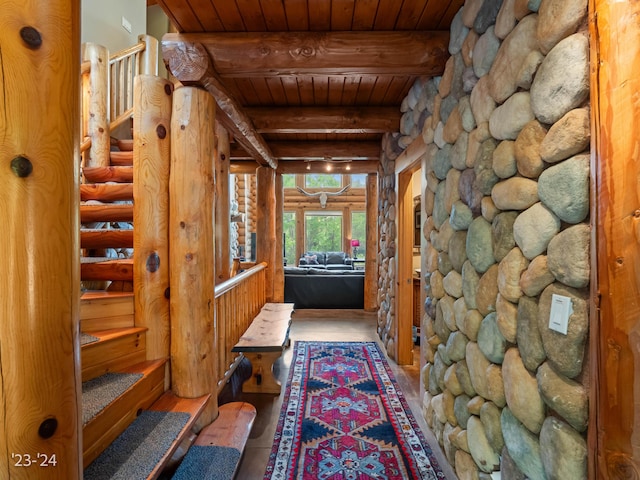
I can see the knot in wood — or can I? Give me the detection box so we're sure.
[11,156,33,178]
[164,84,173,96]
[292,45,315,58]
[156,124,167,139]
[20,26,42,49]
[146,252,160,273]
[38,418,58,439]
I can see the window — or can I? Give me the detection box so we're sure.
[351,211,366,257]
[305,174,342,188]
[283,212,297,266]
[282,174,296,188]
[350,174,366,188]
[305,212,342,252]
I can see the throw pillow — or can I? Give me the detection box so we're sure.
[304,254,318,265]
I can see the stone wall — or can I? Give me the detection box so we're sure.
[392,0,590,478]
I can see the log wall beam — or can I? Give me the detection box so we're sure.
[246,106,401,134]
[162,39,277,169]
[133,74,173,364]
[256,167,276,301]
[166,31,450,77]
[0,0,82,477]
[364,174,379,312]
[215,122,231,284]
[169,86,218,427]
[274,175,284,302]
[232,141,381,162]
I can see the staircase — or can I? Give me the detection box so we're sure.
[79,142,210,478]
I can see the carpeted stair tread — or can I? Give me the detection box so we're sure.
[82,372,144,425]
[84,410,190,480]
[171,445,240,480]
[81,332,100,345]
[170,402,256,480]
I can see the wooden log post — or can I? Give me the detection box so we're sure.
[256,167,277,301]
[215,121,231,284]
[273,174,285,301]
[169,86,218,427]
[590,0,640,477]
[364,174,378,311]
[81,42,110,168]
[138,34,159,76]
[133,75,173,365]
[0,1,82,478]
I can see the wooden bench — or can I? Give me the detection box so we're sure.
[232,303,295,394]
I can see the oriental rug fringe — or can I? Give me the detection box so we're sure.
[264,341,446,480]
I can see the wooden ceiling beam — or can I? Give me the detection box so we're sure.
[164,31,450,77]
[161,39,278,169]
[230,141,381,161]
[276,160,379,175]
[246,106,401,134]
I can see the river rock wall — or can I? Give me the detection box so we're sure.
[387,0,591,477]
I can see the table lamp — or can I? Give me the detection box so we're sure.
[351,239,360,258]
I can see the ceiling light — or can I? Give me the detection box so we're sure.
[326,163,332,172]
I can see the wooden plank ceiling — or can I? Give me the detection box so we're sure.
[153,0,463,172]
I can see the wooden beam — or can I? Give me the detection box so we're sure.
[231,160,260,175]
[246,107,401,134]
[395,134,426,174]
[231,141,381,161]
[165,31,450,77]
[256,167,277,302]
[364,174,378,312]
[161,39,277,169]
[276,160,379,175]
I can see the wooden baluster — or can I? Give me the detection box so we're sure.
[133,75,173,365]
[82,42,110,168]
[0,1,82,477]
[169,86,218,427]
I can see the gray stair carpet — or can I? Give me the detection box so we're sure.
[81,333,100,345]
[171,445,241,480]
[84,410,190,480]
[82,372,143,425]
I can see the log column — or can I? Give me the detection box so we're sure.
[169,86,218,426]
[274,174,285,301]
[133,75,173,364]
[81,42,110,168]
[364,174,378,311]
[214,121,231,283]
[256,166,277,301]
[0,1,82,478]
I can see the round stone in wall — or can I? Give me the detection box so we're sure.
[538,283,589,379]
[547,224,590,288]
[537,362,588,432]
[539,417,587,480]
[513,203,561,260]
[466,216,496,273]
[501,407,546,480]
[477,312,507,364]
[538,154,589,224]
[467,416,500,473]
[492,211,518,263]
[489,91,535,140]
[517,295,546,372]
[530,33,590,125]
[540,108,590,163]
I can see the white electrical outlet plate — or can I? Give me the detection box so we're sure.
[122,16,132,33]
[549,294,572,335]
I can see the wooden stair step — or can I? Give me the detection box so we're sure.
[83,359,168,468]
[81,327,147,382]
[81,203,133,223]
[110,150,133,166]
[81,257,133,282]
[83,166,133,183]
[116,138,133,151]
[81,291,134,330]
[85,391,210,479]
[81,183,133,202]
[80,228,133,249]
[170,402,256,479]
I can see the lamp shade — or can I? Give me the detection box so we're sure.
[351,239,360,247]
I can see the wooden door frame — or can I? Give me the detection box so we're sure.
[395,138,427,365]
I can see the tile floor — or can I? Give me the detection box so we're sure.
[234,308,458,480]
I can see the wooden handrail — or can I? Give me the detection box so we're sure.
[215,262,267,298]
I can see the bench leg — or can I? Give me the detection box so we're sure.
[242,352,282,394]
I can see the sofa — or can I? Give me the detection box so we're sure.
[284,267,364,309]
[298,251,353,270]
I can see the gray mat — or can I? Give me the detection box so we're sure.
[171,445,241,480]
[84,410,190,480]
[81,333,100,345]
[82,372,143,425]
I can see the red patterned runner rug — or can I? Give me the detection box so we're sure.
[264,341,446,479]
